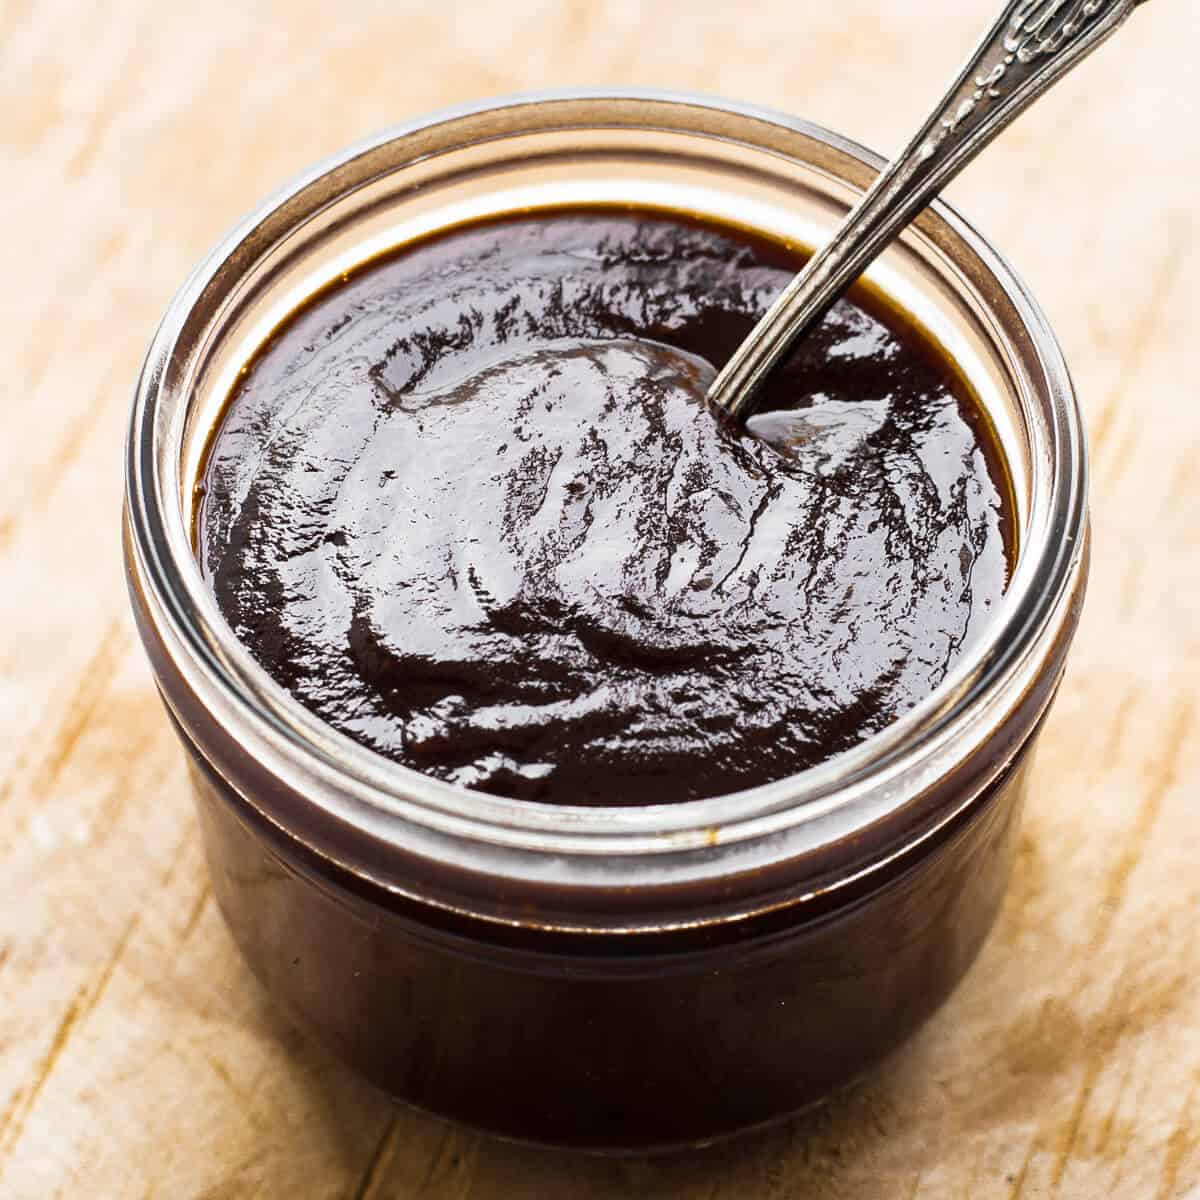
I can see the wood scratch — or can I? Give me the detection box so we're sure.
[1104,687,1141,763]
[417,1124,453,1193]
[33,392,115,513]
[1094,1056,1135,1156]
[187,1148,271,1200]
[202,1052,262,1124]
[453,1135,481,1200]
[1040,700,1195,1194]
[0,987,90,1167]
[1050,1055,1104,1194]
[964,1146,981,1197]
[1170,448,1198,510]
[0,743,31,806]
[1008,1134,1040,1200]
[0,820,196,1177]
[84,722,167,846]
[75,820,198,1027]
[180,881,212,942]
[1156,1082,1198,1200]
[352,1112,401,1200]
[0,619,125,816]
[1086,698,1195,958]
[0,1090,26,1156]
[76,909,142,1029]
[1090,239,1187,461]
[159,823,201,893]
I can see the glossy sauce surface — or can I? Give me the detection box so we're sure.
[197,210,1012,805]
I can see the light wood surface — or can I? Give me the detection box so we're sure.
[3,1,1199,1196]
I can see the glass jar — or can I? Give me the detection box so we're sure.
[123,91,1088,1152]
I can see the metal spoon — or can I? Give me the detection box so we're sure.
[710,0,1152,430]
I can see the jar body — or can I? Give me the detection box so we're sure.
[186,724,1029,1151]
[124,92,1090,1153]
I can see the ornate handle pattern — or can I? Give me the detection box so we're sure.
[708,0,1151,421]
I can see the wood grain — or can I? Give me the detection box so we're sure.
[2,1,1198,1195]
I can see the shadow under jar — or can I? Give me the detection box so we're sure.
[124,92,1089,1153]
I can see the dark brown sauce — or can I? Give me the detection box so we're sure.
[196,208,1014,805]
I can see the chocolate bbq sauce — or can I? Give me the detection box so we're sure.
[197,211,1012,805]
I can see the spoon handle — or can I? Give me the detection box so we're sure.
[708,0,1151,420]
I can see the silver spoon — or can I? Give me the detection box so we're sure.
[710,0,1152,432]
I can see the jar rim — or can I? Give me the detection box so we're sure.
[125,89,1087,909]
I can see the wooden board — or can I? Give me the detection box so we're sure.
[2,1,1198,1195]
